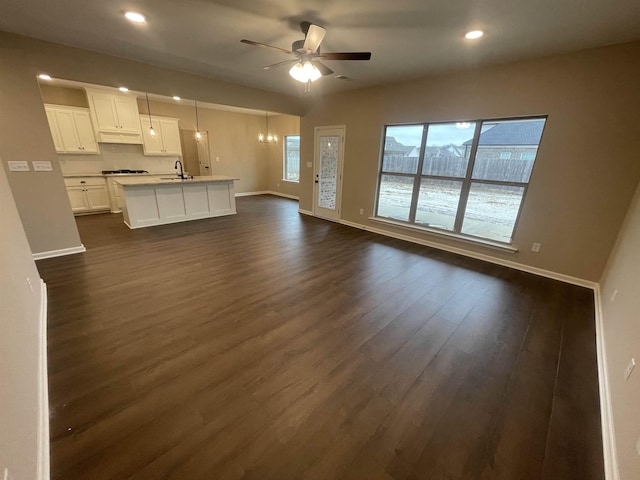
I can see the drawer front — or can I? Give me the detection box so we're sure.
[64,177,106,187]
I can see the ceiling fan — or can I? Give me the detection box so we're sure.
[241,22,371,89]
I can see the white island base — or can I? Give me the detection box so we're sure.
[115,176,238,229]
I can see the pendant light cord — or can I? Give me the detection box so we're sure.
[195,100,200,132]
[145,93,153,127]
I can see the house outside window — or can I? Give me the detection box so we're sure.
[375,117,547,244]
[284,135,300,182]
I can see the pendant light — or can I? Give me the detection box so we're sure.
[145,93,155,137]
[194,100,202,141]
[258,112,277,144]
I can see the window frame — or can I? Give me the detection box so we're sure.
[374,115,547,245]
[283,135,300,183]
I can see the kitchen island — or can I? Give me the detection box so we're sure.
[114,175,238,228]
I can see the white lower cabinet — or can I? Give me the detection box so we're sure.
[64,177,110,214]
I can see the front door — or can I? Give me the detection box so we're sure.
[313,126,345,221]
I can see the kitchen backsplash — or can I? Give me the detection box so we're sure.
[59,143,179,175]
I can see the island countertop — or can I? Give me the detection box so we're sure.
[114,175,238,186]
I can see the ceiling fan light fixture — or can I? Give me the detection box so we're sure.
[289,61,322,83]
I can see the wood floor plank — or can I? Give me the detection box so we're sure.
[34,195,604,480]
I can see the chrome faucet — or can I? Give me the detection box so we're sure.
[174,160,185,179]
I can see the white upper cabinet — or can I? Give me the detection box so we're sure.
[45,108,64,151]
[44,105,99,154]
[140,116,182,156]
[85,88,143,144]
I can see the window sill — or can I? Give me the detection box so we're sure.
[280,179,299,184]
[369,216,518,253]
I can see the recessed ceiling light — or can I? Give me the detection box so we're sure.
[124,11,146,23]
[173,96,181,101]
[119,87,129,92]
[465,30,484,40]
[38,74,52,80]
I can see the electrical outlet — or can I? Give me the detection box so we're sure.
[277,182,280,187]
[624,358,636,381]
[359,208,364,215]
[531,242,541,252]
[4,467,10,480]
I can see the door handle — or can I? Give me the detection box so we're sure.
[314,174,319,184]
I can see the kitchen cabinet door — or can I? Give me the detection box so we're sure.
[66,186,89,212]
[73,111,99,153]
[85,186,111,210]
[159,119,182,155]
[114,97,140,133]
[140,117,164,155]
[90,92,120,132]
[55,110,82,153]
[140,116,182,155]
[45,108,64,152]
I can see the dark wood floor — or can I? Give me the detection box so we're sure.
[36,195,604,480]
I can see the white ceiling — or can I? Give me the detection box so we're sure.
[2,0,640,97]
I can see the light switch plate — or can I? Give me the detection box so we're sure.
[8,161,29,171]
[306,162,312,168]
[32,160,53,171]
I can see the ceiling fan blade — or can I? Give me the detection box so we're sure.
[313,61,334,76]
[241,39,293,55]
[263,59,299,70]
[303,24,326,53]
[319,52,372,61]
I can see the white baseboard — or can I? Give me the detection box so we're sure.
[337,218,597,289]
[236,191,299,200]
[593,286,620,480]
[32,244,86,261]
[37,280,50,480]
[268,191,299,200]
[235,191,270,197]
[298,208,313,216]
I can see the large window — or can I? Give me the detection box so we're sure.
[375,117,546,244]
[284,135,300,182]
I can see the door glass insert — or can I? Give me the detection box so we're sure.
[318,135,339,210]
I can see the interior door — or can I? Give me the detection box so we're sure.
[196,132,212,176]
[313,126,345,221]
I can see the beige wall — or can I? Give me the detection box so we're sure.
[266,115,301,198]
[0,31,305,254]
[138,100,299,194]
[138,99,268,192]
[0,36,82,254]
[40,84,88,107]
[300,41,640,281]
[0,164,47,479]
[600,181,640,479]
